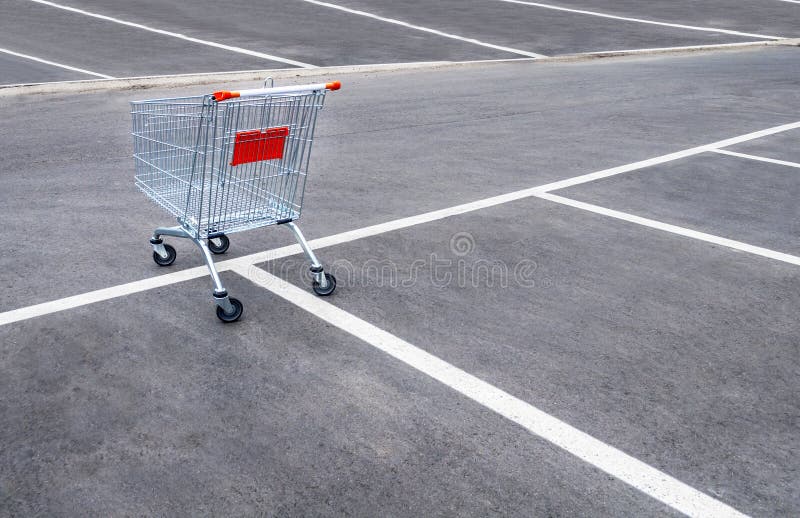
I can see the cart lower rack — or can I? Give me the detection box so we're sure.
[131,81,341,322]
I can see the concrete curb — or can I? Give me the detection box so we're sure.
[553,39,795,60]
[0,61,458,97]
[0,39,795,98]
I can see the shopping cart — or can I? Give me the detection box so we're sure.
[131,80,341,322]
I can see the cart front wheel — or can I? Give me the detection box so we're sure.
[312,273,337,296]
[208,234,230,255]
[216,297,243,323]
[153,244,177,266]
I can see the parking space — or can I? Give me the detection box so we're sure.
[535,0,800,38]
[559,152,800,255]
[321,0,773,54]
[2,47,798,308]
[264,194,800,518]
[725,128,800,163]
[0,0,294,83]
[2,0,798,86]
[1,11,799,517]
[0,275,676,516]
[0,51,94,84]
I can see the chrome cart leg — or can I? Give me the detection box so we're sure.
[149,224,242,322]
[283,221,336,296]
[191,238,243,322]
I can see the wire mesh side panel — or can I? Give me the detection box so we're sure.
[132,91,326,238]
[131,96,211,226]
[198,91,326,237]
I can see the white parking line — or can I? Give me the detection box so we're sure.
[492,0,784,40]
[536,193,800,267]
[0,47,114,79]
[233,264,748,518]
[298,0,547,58]
[1,119,798,327]
[0,265,210,327]
[27,0,316,69]
[711,149,800,169]
[537,120,800,193]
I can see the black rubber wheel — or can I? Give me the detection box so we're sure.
[208,234,230,255]
[216,297,243,323]
[152,244,177,266]
[312,273,336,296]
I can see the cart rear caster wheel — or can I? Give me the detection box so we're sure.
[153,244,177,266]
[312,273,336,296]
[216,297,243,323]
[208,234,230,255]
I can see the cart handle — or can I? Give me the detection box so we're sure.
[213,81,341,102]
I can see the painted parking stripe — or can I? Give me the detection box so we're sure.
[298,0,547,58]
[0,47,114,79]
[1,119,798,327]
[537,120,800,193]
[0,243,301,328]
[0,265,211,327]
[492,0,784,40]
[1,39,785,92]
[27,0,316,69]
[710,149,800,169]
[536,193,800,267]
[233,264,748,518]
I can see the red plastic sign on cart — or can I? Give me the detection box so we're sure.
[231,126,289,166]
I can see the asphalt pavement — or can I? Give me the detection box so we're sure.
[1,46,799,516]
[2,0,799,85]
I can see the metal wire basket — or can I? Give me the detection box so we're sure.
[131,81,341,322]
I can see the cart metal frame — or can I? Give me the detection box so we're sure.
[131,81,341,322]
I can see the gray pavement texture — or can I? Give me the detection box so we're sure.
[330,0,765,53]
[2,47,799,307]
[0,275,676,516]
[1,47,800,516]
[269,195,800,518]
[0,0,291,83]
[1,0,799,85]
[727,127,800,164]
[551,0,800,38]
[0,53,88,85]
[560,152,800,255]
